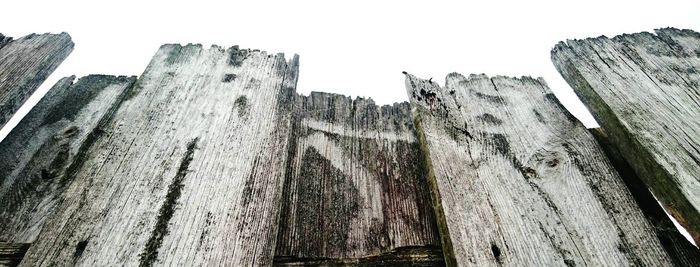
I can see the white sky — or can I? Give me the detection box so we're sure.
[1,0,699,137]
[0,0,699,244]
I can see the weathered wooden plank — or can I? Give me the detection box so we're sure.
[274,92,442,265]
[0,242,30,267]
[19,45,299,266]
[0,32,73,130]
[405,73,697,266]
[590,128,700,266]
[0,75,136,243]
[551,28,700,245]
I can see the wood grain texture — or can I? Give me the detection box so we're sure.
[405,73,694,266]
[0,75,136,243]
[590,128,700,266]
[19,44,299,266]
[0,32,74,129]
[0,243,30,267]
[274,92,442,265]
[275,246,444,267]
[552,28,700,245]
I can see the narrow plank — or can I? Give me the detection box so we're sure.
[551,28,700,244]
[20,45,299,266]
[0,242,30,267]
[405,73,696,265]
[0,75,136,243]
[0,32,74,129]
[274,92,442,265]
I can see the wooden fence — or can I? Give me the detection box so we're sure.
[1,28,698,266]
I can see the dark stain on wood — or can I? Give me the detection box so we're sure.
[73,239,89,259]
[197,212,214,251]
[275,92,441,264]
[533,109,545,123]
[222,73,237,82]
[300,146,358,252]
[474,92,505,105]
[228,45,249,67]
[139,137,199,267]
[476,113,503,125]
[43,76,118,125]
[490,244,502,263]
[234,95,249,118]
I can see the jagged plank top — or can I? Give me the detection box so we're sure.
[274,92,442,265]
[0,32,74,130]
[20,44,299,266]
[552,28,700,244]
[405,73,693,266]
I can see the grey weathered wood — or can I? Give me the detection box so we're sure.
[0,75,136,243]
[590,128,700,266]
[19,44,299,266]
[275,246,444,266]
[274,92,442,265]
[0,32,73,130]
[405,73,696,266]
[0,242,30,267]
[552,28,700,245]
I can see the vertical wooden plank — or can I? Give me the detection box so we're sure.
[0,32,74,129]
[19,45,298,266]
[0,75,136,243]
[405,73,697,265]
[551,27,700,244]
[274,92,443,265]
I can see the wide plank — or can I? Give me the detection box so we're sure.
[274,92,443,265]
[20,44,299,266]
[405,73,696,266]
[551,27,700,244]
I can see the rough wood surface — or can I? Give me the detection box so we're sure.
[0,32,73,130]
[590,128,700,266]
[405,73,694,266]
[274,246,444,267]
[0,242,30,267]
[274,92,442,265]
[552,28,700,245]
[0,75,136,243]
[19,44,299,266]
